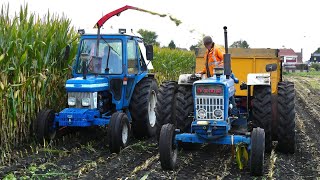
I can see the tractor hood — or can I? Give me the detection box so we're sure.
[65,76,109,92]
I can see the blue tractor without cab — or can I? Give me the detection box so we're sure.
[157,26,282,176]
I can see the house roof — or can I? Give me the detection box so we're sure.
[279,49,297,56]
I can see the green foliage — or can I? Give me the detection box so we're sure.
[152,47,195,83]
[168,40,176,49]
[0,4,78,152]
[137,29,160,46]
[230,40,250,48]
[3,173,16,180]
[311,63,320,71]
[310,67,316,72]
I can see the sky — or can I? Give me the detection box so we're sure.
[2,0,320,62]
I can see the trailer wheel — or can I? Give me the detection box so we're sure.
[155,81,178,140]
[277,81,295,154]
[250,127,265,176]
[109,112,130,153]
[252,85,272,152]
[130,78,158,138]
[176,85,194,132]
[34,109,57,141]
[159,123,177,170]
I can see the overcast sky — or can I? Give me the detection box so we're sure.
[3,0,320,61]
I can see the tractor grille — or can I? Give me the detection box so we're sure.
[195,96,224,121]
[68,92,97,109]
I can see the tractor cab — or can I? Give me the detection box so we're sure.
[65,28,154,112]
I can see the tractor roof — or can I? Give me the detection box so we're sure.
[79,28,143,39]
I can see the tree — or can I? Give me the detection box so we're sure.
[230,40,250,48]
[313,48,320,54]
[189,45,198,52]
[168,40,176,49]
[137,29,160,46]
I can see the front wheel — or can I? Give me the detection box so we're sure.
[159,123,178,170]
[108,112,130,153]
[250,127,265,176]
[34,109,57,141]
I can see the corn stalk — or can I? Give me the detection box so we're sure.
[152,47,196,84]
[0,4,78,153]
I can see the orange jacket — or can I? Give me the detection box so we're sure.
[201,46,224,77]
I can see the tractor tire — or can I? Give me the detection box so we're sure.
[250,127,265,176]
[175,85,194,132]
[34,109,57,141]
[159,123,178,170]
[271,94,279,141]
[130,77,158,138]
[155,81,178,140]
[276,81,295,154]
[252,85,272,153]
[108,112,130,153]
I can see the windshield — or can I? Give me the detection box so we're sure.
[76,39,122,74]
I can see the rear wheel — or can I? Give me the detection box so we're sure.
[34,109,57,141]
[250,127,265,176]
[159,123,177,170]
[130,78,158,138]
[252,85,272,153]
[155,81,178,140]
[277,81,295,154]
[176,85,194,132]
[109,112,130,153]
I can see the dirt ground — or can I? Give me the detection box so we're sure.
[1,75,320,179]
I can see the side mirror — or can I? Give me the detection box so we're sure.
[266,63,277,72]
[64,45,71,60]
[146,45,153,60]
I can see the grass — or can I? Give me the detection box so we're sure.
[283,70,320,77]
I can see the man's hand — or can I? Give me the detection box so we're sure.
[196,71,204,74]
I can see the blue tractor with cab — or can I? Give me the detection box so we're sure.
[156,26,282,176]
[33,7,158,153]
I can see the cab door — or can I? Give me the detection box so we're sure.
[123,39,139,107]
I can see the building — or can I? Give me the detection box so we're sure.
[278,49,298,65]
[309,53,320,63]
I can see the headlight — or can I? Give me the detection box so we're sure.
[214,110,223,117]
[68,97,76,106]
[197,109,206,119]
[82,98,90,107]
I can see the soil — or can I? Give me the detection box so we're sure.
[1,76,319,179]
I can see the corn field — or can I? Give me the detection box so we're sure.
[152,47,196,83]
[0,5,78,153]
[0,4,194,155]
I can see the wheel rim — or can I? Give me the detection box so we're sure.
[122,123,128,145]
[148,90,157,127]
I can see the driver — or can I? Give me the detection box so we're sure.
[197,36,224,77]
[101,46,122,74]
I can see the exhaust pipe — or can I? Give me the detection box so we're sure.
[223,26,231,79]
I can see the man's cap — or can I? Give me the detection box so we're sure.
[203,36,213,45]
